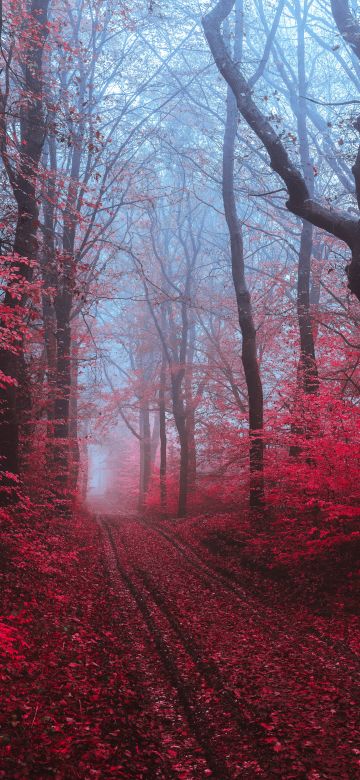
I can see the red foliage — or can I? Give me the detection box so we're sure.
[1,507,359,778]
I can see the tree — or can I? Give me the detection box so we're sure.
[0,0,50,487]
[202,0,360,304]
[221,7,264,508]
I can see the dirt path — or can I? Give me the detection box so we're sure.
[96,514,360,779]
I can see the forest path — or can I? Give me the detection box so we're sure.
[96,514,359,779]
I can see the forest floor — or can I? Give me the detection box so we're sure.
[0,508,359,779]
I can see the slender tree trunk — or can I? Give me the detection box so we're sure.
[296,221,318,392]
[290,222,319,456]
[51,151,82,502]
[143,264,191,517]
[186,406,196,488]
[138,402,151,510]
[159,353,167,509]
[41,133,59,441]
[295,5,319,395]
[185,323,197,488]
[43,301,57,436]
[310,239,325,344]
[69,340,80,493]
[143,403,151,499]
[289,6,319,455]
[81,441,89,502]
[53,291,72,504]
[171,371,188,517]
[222,85,265,510]
[203,0,360,302]
[150,410,160,468]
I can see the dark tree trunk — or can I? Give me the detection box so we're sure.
[171,370,188,518]
[290,222,320,456]
[143,253,191,518]
[69,341,80,493]
[53,291,72,504]
[138,402,151,510]
[186,406,196,489]
[289,8,319,455]
[81,441,89,502]
[222,85,265,510]
[41,133,59,439]
[51,128,83,503]
[294,5,319,397]
[296,221,318,393]
[0,0,49,491]
[203,0,360,302]
[42,299,57,427]
[159,354,167,509]
[185,322,197,489]
[291,6,319,395]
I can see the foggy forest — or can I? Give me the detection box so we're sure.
[0,0,359,777]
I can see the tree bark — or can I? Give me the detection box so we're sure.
[52,123,84,501]
[150,410,160,468]
[138,402,151,510]
[185,322,197,488]
[171,369,188,518]
[0,0,49,487]
[294,221,319,393]
[53,290,72,502]
[41,132,59,438]
[222,85,265,509]
[69,340,80,493]
[202,0,360,302]
[144,285,190,517]
[159,352,167,509]
[294,2,319,396]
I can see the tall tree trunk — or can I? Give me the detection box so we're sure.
[296,222,318,393]
[203,0,360,302]
[186,406,196,489]
[42,298,57,445]
[289,223,319,456]
[159,352,167,509]
[81,439,89,502]
[171,370,188,517]
[295,1,319,395]
[69,340,80,493]
[185,322,197,488]
[0,0,49,490]
[222,85,265,510]
[52,120,84,502]
[289,4,319,455]
[41,132,59,441]
[138,402,151,510]
[53,291,72,503]
[310,238,325,344]
[150,410,160,468]
[79,420,89,502]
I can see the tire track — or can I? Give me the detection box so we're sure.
[139,516,360,668]
[134,565,296,776]
[115,520,344,779]
[96,516,180,780]
[100,514,360,779]
[118,523,358,778]
[99,516,237,780]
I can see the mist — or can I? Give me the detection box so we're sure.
[0,1,359,777]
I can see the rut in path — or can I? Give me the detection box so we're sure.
[96,513,360,780]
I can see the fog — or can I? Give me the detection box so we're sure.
[0,0,359,516]
[1,2,360,775]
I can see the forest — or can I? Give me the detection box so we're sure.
[0,0,359,777]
